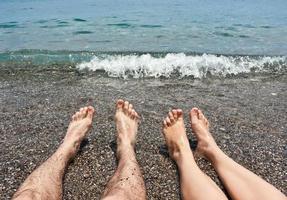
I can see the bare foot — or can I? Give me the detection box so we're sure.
[115,99,139,153]
[162,109,192,162]
[189,108,218,159]
[62,106,95,157]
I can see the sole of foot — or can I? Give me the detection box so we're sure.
[189,107,219,159]
[62,106,95,157]
[162,109,192,162]
[115,99,140,152]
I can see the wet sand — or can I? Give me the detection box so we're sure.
[0,71,286,199]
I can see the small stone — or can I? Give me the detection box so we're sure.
[223,135,231,139]
[271,93,277,96]
[219,127,226,132]
[83,173,90,178]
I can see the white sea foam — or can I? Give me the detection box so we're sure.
[76,53,286,78]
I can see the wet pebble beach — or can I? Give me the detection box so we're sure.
[0,71,286,199]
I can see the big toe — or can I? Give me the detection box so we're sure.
[189,108,199,123]
[87,106,95,119]
[177,109,183,119]
[172,109,178,120]
[116,99,125,110]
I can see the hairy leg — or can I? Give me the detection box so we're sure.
[189,107,286,200]
[162,109,228,200]
[13,106,95,200]
[101,100,146,200]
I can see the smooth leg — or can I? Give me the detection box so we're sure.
[102,100,146,200]
[13,106,95,200]
[162,109,228,200]
[189,107,286,200]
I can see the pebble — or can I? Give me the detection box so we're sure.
[1,72,286,199]
[219,127,226,132]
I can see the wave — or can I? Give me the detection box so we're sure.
[77,53,287,78]
[0,50,286,79]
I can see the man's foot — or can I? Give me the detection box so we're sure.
[115,100,139,154]
[189,108,218,159]
[162,109,192,162]
[62,106,95,157]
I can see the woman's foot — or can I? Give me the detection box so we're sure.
[162,109,193,162]
[115,99,139,156]
[189,108,218,159]
[62,106,95,157]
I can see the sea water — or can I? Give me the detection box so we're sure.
[0,0,286,78]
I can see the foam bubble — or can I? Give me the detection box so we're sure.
[77,53,286,78]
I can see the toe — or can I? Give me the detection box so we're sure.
[124,101,129,113]
[163,119,168,128]
[204,118,209,127]
[116,99,124,110]
[172,109,178,120]
[165,116,171,126]
[134,111,140,119]
[74,111,81,120]
[190,108,199,123]
[79,107,88,119]
[131,109,136,119]
[177,109,183,119]
[198,109,204,120]
[128,103,133,115]
[168,111,175,123]
[72,114,76,121]
[87,106,95,119]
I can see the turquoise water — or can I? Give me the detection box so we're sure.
[1,0,287,54]
[0,0,287,78]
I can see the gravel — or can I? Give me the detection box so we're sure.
[0,71,286,199]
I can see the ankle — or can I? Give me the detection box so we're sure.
[117,135,135,147]
[176,154,198,169]
[58,141,79,159]
[205,145,225,165]
[116,144,136,161]
[196,132,221,159]
[173,147,194,164]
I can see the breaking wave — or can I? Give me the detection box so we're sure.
[77,53,286,78]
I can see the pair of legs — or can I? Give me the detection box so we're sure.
[12,101,145,200]
[163,108,286,200]
[13,100,286,200]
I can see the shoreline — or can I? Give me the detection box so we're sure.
[0,72,286,199]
